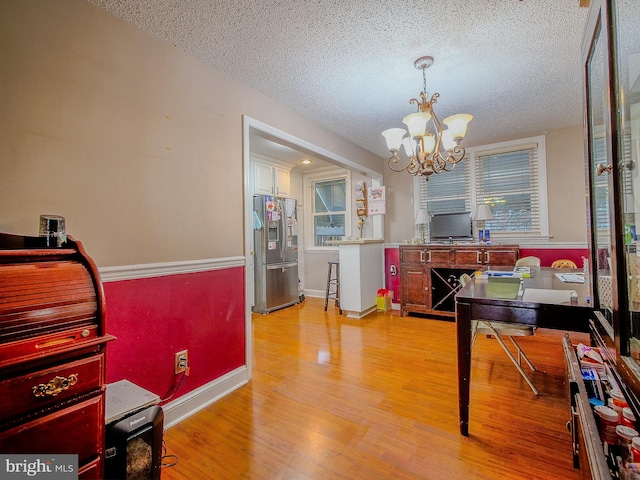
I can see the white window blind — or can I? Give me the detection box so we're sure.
[418,160,471,215]
[475,146,540,235]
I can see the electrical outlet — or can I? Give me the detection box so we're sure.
[174,349,188,374]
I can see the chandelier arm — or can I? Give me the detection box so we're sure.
[387,151,412,172]
[431,154,447,173]
[447,145,466,164]
[406,157,421,175]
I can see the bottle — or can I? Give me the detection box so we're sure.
[623,407,637,428]
[595,405,621,444]
[617,424,638,445]
[609,397,623,421]
[610,388,630,409]
[632,437,640,462]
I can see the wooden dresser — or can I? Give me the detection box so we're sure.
[0,233,115,479]
[399,243,519,318]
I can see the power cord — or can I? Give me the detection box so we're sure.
[158,356,191,470]
[161,438,178,469]
[160,357,190,403]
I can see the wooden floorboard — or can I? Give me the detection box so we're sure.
[161,297,589,479]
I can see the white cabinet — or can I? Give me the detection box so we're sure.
[252,160,291,196]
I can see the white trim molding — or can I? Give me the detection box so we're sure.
[99,256,246,282]
[162,366,249,429]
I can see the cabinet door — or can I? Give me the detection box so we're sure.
[274,167,290,197]
[584,0,618,348]
[614,0,640,374]
[253,162,274,195]
[402,267,428,311]
[484,248,518,266]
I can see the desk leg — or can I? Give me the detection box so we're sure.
[456,300,471,436]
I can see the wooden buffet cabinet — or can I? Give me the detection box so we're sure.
[399,244,519,318]
[0,233,114,479]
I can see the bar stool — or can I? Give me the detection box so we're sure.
[324,260,341,313]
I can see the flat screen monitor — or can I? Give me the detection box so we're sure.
[430,212,473,241]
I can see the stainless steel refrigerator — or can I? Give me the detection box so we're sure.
[253,194,299,314]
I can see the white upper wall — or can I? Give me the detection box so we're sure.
[0,0,383,266]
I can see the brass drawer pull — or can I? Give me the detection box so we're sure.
[32,374,78,398]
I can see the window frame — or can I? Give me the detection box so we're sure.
[304,169,351,250]
[415,135,549,243]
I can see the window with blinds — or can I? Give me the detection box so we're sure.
[416,136,548,241]
[313,178,346,247]
[475,145,540,235]
[418,160,471,215]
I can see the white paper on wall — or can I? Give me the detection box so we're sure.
[367,187,386,215]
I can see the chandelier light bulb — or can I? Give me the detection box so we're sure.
[422,134,436,154]
[381,128,407,151]
[403,112,431,139]
[443,114,473,141]
[441,129,456,151]
[402,136,416,157]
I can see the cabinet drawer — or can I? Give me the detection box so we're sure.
[401,247,454,264]
[485,249,518,266]
[0,393,104,465]
[455,249,483,265]
[426,248,454,264]
[0,353,104,423]
[400,248,425,264]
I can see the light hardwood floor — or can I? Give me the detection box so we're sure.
[161,297,589,479]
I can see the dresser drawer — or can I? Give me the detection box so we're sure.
[0,394,104,464]
[0,353,104,423]
[78,456,102,480]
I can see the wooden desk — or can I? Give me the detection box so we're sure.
[455,267,593,436]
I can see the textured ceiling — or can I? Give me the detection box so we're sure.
[88,0,589,162]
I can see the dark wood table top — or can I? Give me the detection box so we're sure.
[456,266,591,309]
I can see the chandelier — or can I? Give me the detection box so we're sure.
[382,56,473,181]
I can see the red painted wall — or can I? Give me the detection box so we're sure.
[103,267,245,402]
[384,247,400,303]
[519,247,588,267]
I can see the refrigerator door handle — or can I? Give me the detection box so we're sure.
[280,198,287,262]
[266,262,297,270]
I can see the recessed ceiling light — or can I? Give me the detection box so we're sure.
[301,159,312,165]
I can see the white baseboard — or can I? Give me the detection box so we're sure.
[162,366,249,429]
[304,289,325,298]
